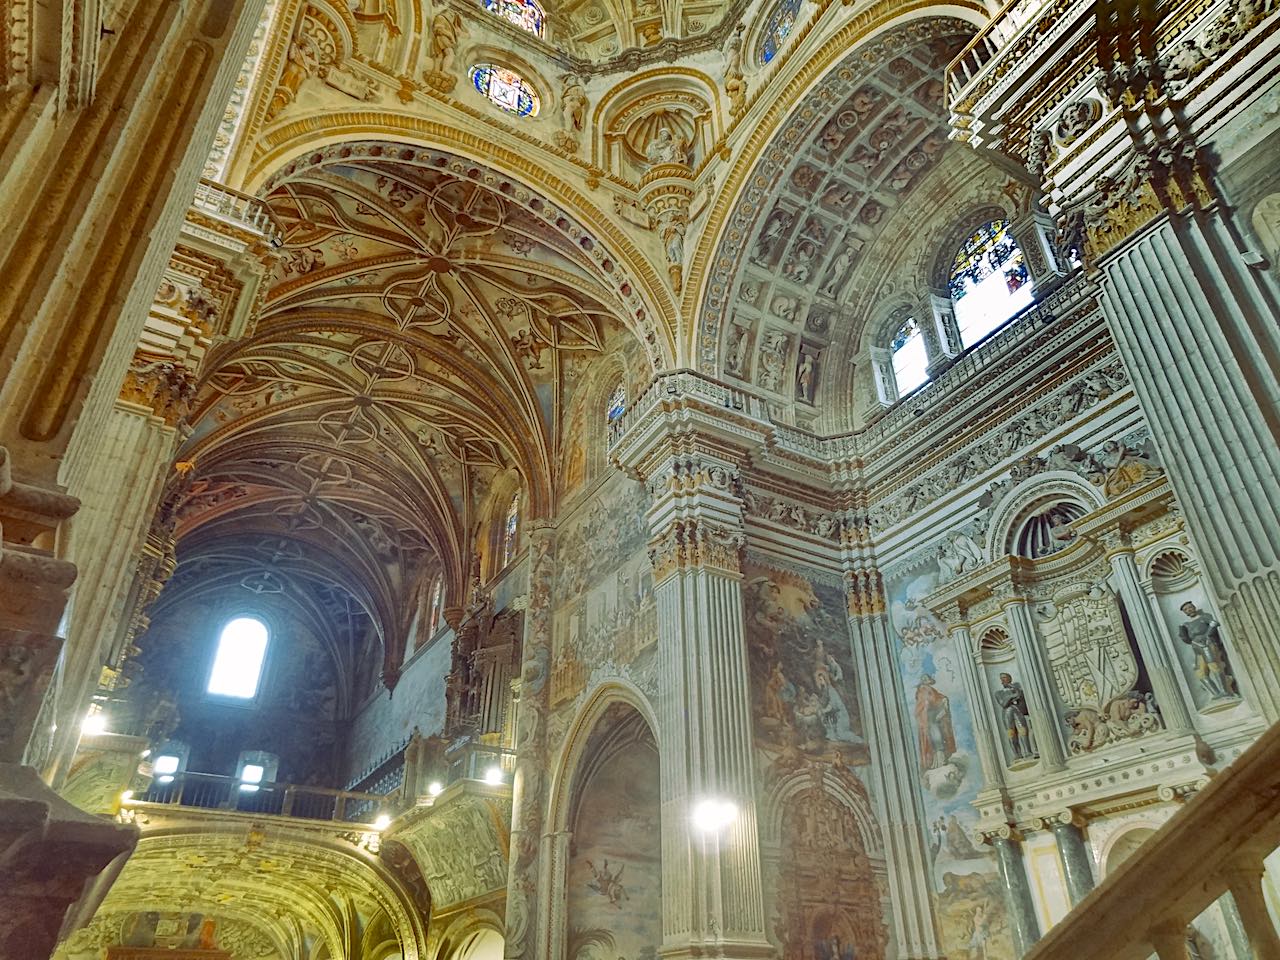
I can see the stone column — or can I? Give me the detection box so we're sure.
[507,523,554,959]
[845,565,945,959]
[983,826,1041,954]
[1045,811,1095,906]
[1090,161,1280,721]
[1221,861,1280,960]
[1103,534,1196,734]
[644,460,771,959]
[1001,596,1068,770]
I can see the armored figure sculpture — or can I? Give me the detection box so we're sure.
[993,672,1035,761]
[1178,601,1236,700]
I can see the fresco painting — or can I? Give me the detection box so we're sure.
[888,561,1014,960]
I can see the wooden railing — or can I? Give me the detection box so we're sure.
[1026,722,1280,960]
[135,772,392,825]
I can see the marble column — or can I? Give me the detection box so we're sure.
[507,523,554,959]
[984,827,1041,954]
[1046,811,1095,906]
[1104,537,1196,734]
[845,565,945,959]
[1002,597,1068,770]
[644,461,771,959]
[1221,862,1280,960]
[1094,190,1280,721]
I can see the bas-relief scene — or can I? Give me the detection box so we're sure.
[566,724,662,960]
[888,562,1015,960]
[551,475,656,709]
[742,561,887,959]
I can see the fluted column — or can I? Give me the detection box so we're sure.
[983,827,1041,954]
[507,523,554,959]
[1103,535,1195,734]
[644,461,771,960]
[1002,596,1068,770]
[845,565,944,959]
[1092,168,1280,721]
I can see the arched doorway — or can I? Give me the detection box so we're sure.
[564,702,662,960]
[449,929,504,960]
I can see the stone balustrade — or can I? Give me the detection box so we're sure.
[191,178,282,243]
[130,772,394,825]
[1025,721,1280,960]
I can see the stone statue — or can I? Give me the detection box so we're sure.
[556,73,588,152]
[993,672,1035,761]
[724,24,748,116]
[425,10,465,90]
[645,126,690,167]
[937,531,984,582]
[795,351,816,402]
[1177,601,1236,700]
[819,246,855,297]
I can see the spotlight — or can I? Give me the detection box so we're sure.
[374,814,391,830]
[82,712,108,736]
[691,797,738,834]
[157,775,174,784]
[427,781,444,796]
[484,765,503,785]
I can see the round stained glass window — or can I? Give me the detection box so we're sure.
[759,0,803,64]
[470,64,540,117]
[482,0,545,36]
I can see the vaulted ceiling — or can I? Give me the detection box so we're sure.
[170,146,639,677]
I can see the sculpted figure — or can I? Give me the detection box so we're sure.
[1178,601,1236,700]
[993,672,1035,761]
[645,126,690,166]
[428,10,465,75]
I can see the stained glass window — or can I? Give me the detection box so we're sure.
[891,317,929,396]
[948,219,1035,347]
[482,0,545,35]
[759,0,803,64]
[606,384,626,426]
[469,64,540,117]
[503,494,520,566]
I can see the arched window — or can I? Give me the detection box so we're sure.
[482,0,545,35]
[890,316,929,396]
[759,0,803,63]
[948,219,1035,347]
[469,64,540,117]
[427,577,444,636]
[502,493,521,566]
[208,616,269,699]
[606,384,626,427]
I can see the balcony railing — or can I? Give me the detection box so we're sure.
[133,772,393,825]
[191,179,282,244]
[1026,722,1280,960]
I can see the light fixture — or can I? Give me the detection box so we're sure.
[691,797,738,834]
[484,765,503,785]
[373,814,391,830]
[153,754,180,775]
[82,712,107,736]
[427,781,444,796]
[140,749,151,759]
[120,790,134,802]
[157,775,174,784]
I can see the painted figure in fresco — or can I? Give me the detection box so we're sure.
[914,674,957,770]
[764,660,796,725]
[816,934,858,960]
[1178,601,1236,700]
[992,673,1035,760]
[967,903,990,959]
[586,859,629,908]
[815,669,858,743]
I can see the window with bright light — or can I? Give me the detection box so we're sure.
[428,577,444,635]
[891,317,929,396]
[469,64,540,117]
[502,494,520,566]
[482,0,545,35]
[948,219,1035,347]
[207,616,269,699]
[606,384,626,427]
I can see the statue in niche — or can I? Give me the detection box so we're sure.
[756,331,788,391]
[993,672,1035,762]
[1178,601,1237,701]
[555,74,588,152]
[727,323,753,376]
[753,209,792,264]
[645,126,690,167]
[795,350,817,402]
[913,674,956,770]
[723,23,747,116]
[819,245,856,297]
